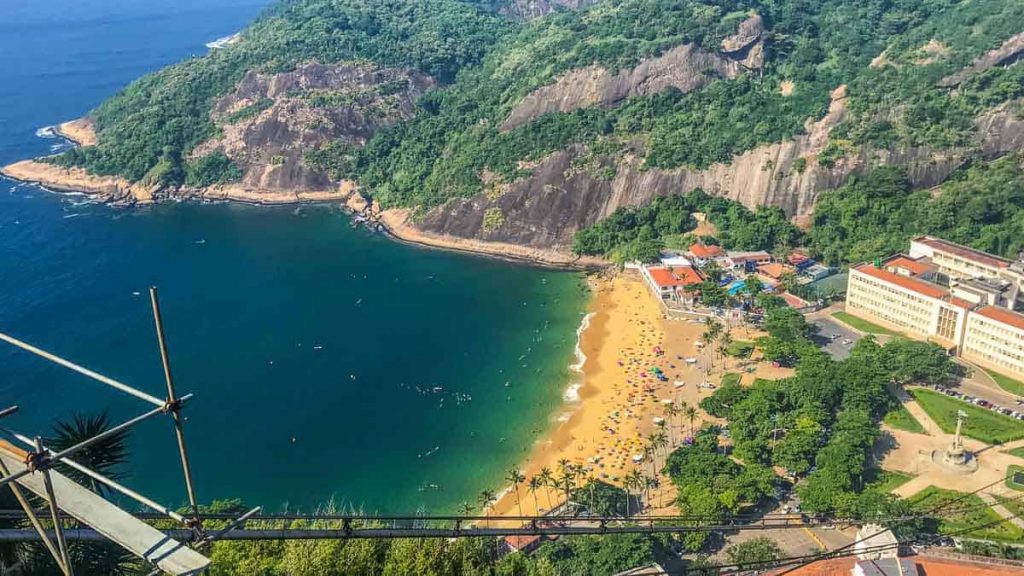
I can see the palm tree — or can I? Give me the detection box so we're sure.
[685,405,698,438]
[41,411,138,576]
[478,489,497,527]
[664,402,679,445]
[653,431,669,468]
[702,318,722,371]
[459,501,475,517]
[539,466,554,510]
[527,476,543,513]
[677,401,689,437]
[718,331,734,370]
[557,459,573,511]
[643,444,656,481]
[645,433,659,468]
[506,466,526,517]
[47,411,129,496]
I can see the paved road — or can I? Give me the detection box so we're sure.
[809,318,862,360]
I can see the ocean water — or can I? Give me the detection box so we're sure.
[0,0,587,513]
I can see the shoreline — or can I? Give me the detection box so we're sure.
[2,119,608,271]
[489,273,712,519]
[487,274,794,521]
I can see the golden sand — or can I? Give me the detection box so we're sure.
[490,272,794,520]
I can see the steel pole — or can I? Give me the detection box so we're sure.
[0,457,66,573]
[37,438,74,576]
[149,287,201,528]
[2,429,187,524]
[0,402,175,493]
[0,333,164,407]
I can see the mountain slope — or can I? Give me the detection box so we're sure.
[9,0,1024,262]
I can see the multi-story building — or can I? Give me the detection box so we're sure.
[846,239,1024,381]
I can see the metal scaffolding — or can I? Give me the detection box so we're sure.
[0,287,255,575]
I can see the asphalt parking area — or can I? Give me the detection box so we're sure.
[810,318,862,360]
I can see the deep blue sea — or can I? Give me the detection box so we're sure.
[0,0,586,513]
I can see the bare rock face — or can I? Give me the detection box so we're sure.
[720,13,765,71]
[193,62,434,193]
[500,0,598,21]
[417,94,1024,252]
[502,14,765,130]
[939,31,1024,87]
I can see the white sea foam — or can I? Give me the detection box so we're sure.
[35,126,57,139]
[206,32,240,50]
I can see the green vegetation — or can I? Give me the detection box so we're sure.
[1009,446,1024,459]
[55,0,1024,227]
[910,486,1024,542]
[810,158,1024,266]
[831,311,901,337]
[51,0,509,186]
[1007,465,1024,491]
[724,537,783,569]
[910,388,1024,444]
[572,189,800,262]
[985,367,1024,397]
[721,374,742,388]
[693,319,952,520]
[883,406,925,434]
[865,469,914,494]
[725,340,754,359]
[225,98,275,124]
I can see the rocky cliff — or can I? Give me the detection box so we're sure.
[499,0,599,21]
[502,15,765,130]
[192,62,434,194]
[409,93,1024,251]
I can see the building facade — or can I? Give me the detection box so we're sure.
[846,239,1024,381]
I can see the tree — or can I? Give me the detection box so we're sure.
[664,402,679,444]
[725,537,783,568]
[684,405,698,438]
[539,466,555,510]
[478,489,497,527]
[47,411,129,496]
[506,466,526,517]
[28,412,140,576]
[527,475,544,513]
[718,331,734,369]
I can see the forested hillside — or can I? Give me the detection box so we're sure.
[38,0,1024,260]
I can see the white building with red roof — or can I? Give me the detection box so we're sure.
[846,241,1024,379]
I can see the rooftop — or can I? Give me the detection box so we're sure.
[772,555,1024,576]
[854,263,949,300]
[688,243,725,259]
[914,236,1011,270]
[758,263,789,279]
[975,305,1024,331]
[885,256,933,277]
[647,266,704,288]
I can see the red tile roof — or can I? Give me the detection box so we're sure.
[770,555,1024,576]
[647,266,704,288]
[854,263,949,300]
[976,305,1024,331]
[758,263,789,279]
[916,236,1010,269]
[503,534,541,551]
[689,243,725,259]
[885,256,932,276]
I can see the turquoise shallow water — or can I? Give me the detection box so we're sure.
[0,0,587,513]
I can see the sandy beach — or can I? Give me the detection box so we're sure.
[489,272,793,521]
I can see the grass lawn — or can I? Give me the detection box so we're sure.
[910,388,1024,444]
[865,469,914,493]
[996,494,1024,519]
[1009,446,1024,459]
[909,486,1024,542]
[832,311,902,337]
[721,373,742,387]
[883,405,925,434]
[983,367,1024,397]
[1008,464,1024,491]
[725,340,755,358]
